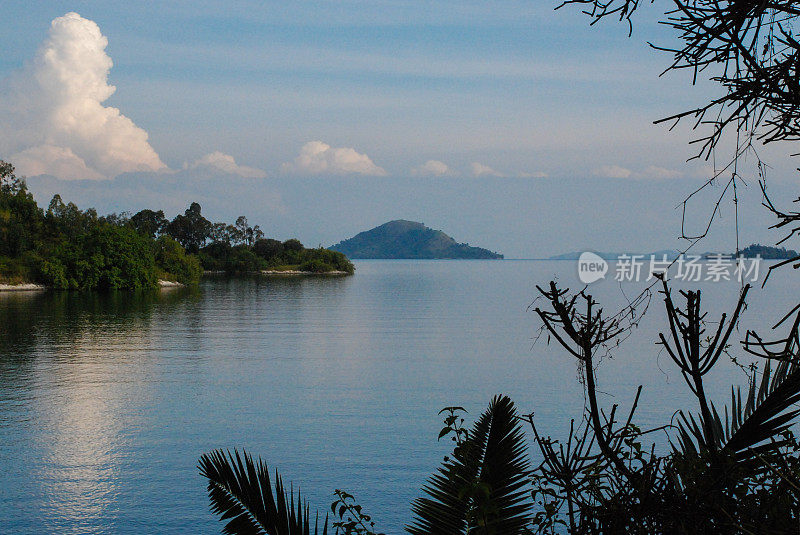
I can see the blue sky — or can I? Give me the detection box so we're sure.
[0,1,795,256]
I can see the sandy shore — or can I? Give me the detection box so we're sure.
[260,270,349,275]
[158,279,185,288]
[0,283,47,292]
[0,281,183,291]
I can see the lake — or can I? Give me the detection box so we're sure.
[1,259,797,534]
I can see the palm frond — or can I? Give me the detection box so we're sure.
[675,357,800,462]
[678,362,800,461]
[675,307,800,463]
[198,448,328,535]
[407,395,531,535]
[723,358,800,460]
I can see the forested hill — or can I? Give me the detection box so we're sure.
[331,220,503,259]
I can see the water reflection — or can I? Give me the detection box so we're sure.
[1,264,797,534]
[0,288,195,354]
[35,376,124,533]
[0,287,197,534]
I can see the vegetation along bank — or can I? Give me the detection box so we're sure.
[0,161,353,291]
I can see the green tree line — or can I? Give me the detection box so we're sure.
[0,162,352,290]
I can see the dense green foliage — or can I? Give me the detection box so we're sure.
[154,235,203,285]
[0,161,41,260]
[0,165,164,289]
[331,220,503,259]
[199,238,354,274]
[38,220,157,290]
[0,161,352,289]
[156,204,352,274]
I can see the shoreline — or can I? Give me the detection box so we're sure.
[0,280,185,291]
[157,279,185,288]
[0,283,47,292]
[203,270,350,276]
[260,270,349,276]
[0,272,349,291]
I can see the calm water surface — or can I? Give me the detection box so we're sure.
[1,260,797,534]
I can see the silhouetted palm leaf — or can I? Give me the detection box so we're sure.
[407,395,531,535]
[724,359,800,460]
[199,449,328,535]
[675,358,800,462]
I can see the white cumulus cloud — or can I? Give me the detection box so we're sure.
[471,162,504,177]
[0,12,166,179]
[189,151,266,178]
[9,144,105,180]
[410,160,454,177]
[281,141,387,176]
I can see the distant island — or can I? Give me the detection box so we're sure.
[737,244,799,259]
[331,220,503,259]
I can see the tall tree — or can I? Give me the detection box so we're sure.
[0,161,41,257]
[167,202,211,253]
[130,209,168,239]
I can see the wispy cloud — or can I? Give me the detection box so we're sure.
[593,165,632,179]
[410,160,454,177]
[281,141,387,176]
[594,164,683,180]
[188,151,266,178]
[471,162,504,177]
[517,171,548,178]
[640,166,682,179]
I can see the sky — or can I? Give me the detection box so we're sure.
[0,1,797,257]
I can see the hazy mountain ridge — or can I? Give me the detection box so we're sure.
[549,250,680,261]
[550,244,798,261]
[331,220,503,259]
